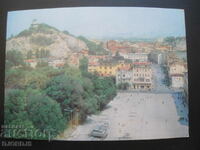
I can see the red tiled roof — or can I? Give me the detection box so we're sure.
[24,59,36,63]
[132,62,151,65]
[118,66,131,71]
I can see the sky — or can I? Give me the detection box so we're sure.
[6,7,186,39]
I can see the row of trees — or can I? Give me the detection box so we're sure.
[161,65,171,87]
[5,50,117,139]
[27,49,50,59]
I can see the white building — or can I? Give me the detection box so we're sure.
[171,74,184,89]
[149,51,166,65]
[48,59,65,68]
[120,53,148,62]
[116,69,132,85]
[169,62,185,76]
[131,62,153,90]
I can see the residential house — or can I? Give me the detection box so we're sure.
[168,61,186,89]
[48,58,65,68]
[24,59,38,68]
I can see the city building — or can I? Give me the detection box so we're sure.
[88,56,132,77]
[48,58,65,68]
[116,67,132,85]
[24,59,38,68]
[131,62,153,90]
[66,54,80,68]
[120,52,148,62]
[168,61,186,89]
[168,62,185,76]
[148,51,166,65]
[171,74,184,88]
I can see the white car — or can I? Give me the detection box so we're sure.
[89,123,109,139]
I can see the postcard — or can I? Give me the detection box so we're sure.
[4,7,188,140]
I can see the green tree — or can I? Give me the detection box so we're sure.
[79,57,88,75]
[45,74,84,114]
[6,50,25,68]
[78,36,108,55]
[19,70,49,89]
[5,68,25,88]
[27,92,66,137]
[4,89,27,125]
[92,76,117,109]
[26,50,33,59]
[117,82,130,90]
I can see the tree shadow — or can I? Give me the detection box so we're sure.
[172,92,188,126]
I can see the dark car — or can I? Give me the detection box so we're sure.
[89,123,109,139]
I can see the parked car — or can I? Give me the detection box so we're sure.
[89,122,109,139]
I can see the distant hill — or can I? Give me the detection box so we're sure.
[6,23,88,58]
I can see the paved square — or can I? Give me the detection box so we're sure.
[60,92,188,141]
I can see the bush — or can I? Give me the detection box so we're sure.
[27,92,66,138]
[6,50,25,68]
[4,89,27,125]
[117,82,130,90]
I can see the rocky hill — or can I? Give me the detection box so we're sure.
[6,23,88,58]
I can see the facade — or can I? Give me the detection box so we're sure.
[171,74,184,88]
[116,69,132,85]
[169,62,185,76]
[88,56,132,77]
[48,59,65,68]
[88,60,131,77]
[131,62,153,90]
[168,61,186,89]
[120,53,148,62]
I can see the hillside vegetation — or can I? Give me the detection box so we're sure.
[6,23,88,58]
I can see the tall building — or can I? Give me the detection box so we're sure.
[148,51,166,65]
